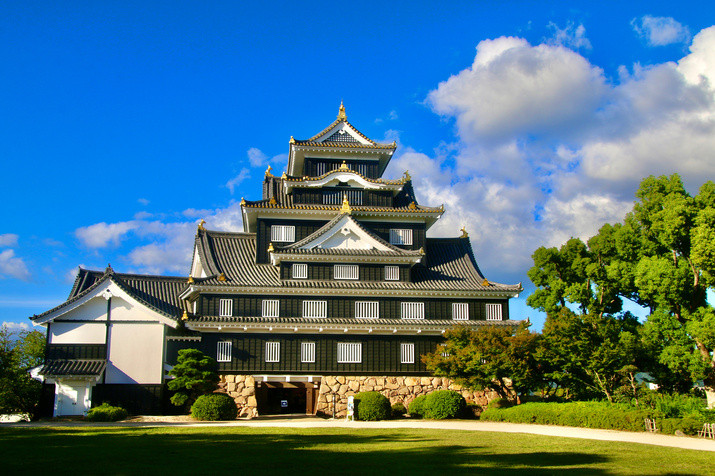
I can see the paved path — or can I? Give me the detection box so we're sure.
[6,417,715,452]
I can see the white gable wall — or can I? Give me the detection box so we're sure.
[50,322,106,344]
[106,322,164,384]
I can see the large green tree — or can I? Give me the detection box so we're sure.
[528,174,715,407]
[168,349,219,408]
[422,323,541,401]
[0,325,46,416]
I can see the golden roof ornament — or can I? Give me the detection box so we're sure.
[281,171,287,179]
[339,160,349,171]
[269,197,277,205]
[265,165,273,177]
[240,197,246,206]
[408,201,417,210]
[289,136,295,144]
[340,193,352,215]
[267,242,274,252]
[217,273,227,282]
[482,279,491,287]
[403,170,411,181]
[182,310,189,321]
[460,226,469,238]
[187,276,194,284]
[197,219,206,231]
[337,100,347,121]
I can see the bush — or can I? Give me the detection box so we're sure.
[354,391,391,421]
[190,393,238,421]
[391,402,407,418]
[424,390,466,420]
[464,402,482,419]
[86,403,128,422]
[408,395,427,418]
[488,397,512,409]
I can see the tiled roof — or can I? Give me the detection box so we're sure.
[39,359,107,377]
[32,267,188,322]
[292,140,396,150]
[282,168,405,186]
[243,200,442,214]
[195,229,521,293]
[303,116,394,148]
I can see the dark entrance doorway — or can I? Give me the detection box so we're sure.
[256,381,318,415]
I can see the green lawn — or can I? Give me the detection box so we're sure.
[1,426,712,475]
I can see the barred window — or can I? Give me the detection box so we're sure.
[389,228,413,245]
[292,263,308,279]
[355,301,379,319]
[401,302,425,319]
[334,264,359,280]
[486,303,503,321]
[301,342,316,363]
[452,303,469,321]
[217,341,232,363]
[401,343,415,364]
[219,299,233,317]
[265,342,280,362]
[262,299,279,318]
[384,265,399,281]
[271,225,295,242]
[303,300,327,318]
[337,342,362,363]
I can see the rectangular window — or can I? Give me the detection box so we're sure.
[262,299,279,318]
[401,302,425,320]
[401,343,415,364]
[334,264,359,280]
[301,342,316,363]
[389,228,413,245]
[265,342,280,362]
[219,298,233,317]
[384,265,399,281]
[217,341,232,363]
[355,301,379,319]
[271,225,295,243]
[303,300,327,318]
[452,303,469,321]
[486,303,503,321]
[292,263,308,279]
[337,342,362,363]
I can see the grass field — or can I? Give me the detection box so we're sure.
[1,426,713,475]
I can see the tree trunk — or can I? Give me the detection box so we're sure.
[705,386,715,410]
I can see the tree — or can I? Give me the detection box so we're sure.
[422,323,541,401]
[0,325,46,416]
[168,349,219,408]
[528,174,715,407]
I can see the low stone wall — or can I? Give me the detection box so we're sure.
[316,375,499,418]
[217,374,258,418]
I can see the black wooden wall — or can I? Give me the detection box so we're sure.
[278,262,409,282]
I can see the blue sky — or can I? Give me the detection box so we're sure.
[2,1,714,332]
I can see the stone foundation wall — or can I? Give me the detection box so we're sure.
[217,374,258,418]
[316,375,499,418]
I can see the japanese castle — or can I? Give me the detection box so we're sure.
[31,104,523,417]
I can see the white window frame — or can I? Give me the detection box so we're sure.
[486,303,503,321]
[389,228,413,246]
[337,342,362,363]
[217,341,232,363]
[384,265,399,281]
[401,343,415,364]
[401,302,425,320]
[219,298,233,317]
[452,303,469,321]
[265,342,280,362]
[355,301,379,319]
[301,342,316,363]
[292,263,308,279]
[271,225,295,243]
[262,299,279,318]
[334,264,359,280]
[303,300,327,318]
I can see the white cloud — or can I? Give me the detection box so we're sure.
[137,198,150,206]
[226,168,251,194]
[75,221,138,248]
[632,15,690,46]
[547,22,592,50]
[134,211,153,220]
[247,147,268,167]
[0,249,31,281]
[2,321,29,331]
[0,234,19,248]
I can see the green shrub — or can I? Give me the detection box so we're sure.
[408,395,427,418]
[86,403,128,422]
[354,391,391,421]
[391,402,407,418]
[424,390,466,419]
[464,402,482,419]
[190,393,238,421]
[488,397,512,409]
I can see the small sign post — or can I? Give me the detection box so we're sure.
[346,395,354,421]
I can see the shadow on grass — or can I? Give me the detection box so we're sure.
[0,427,613,475]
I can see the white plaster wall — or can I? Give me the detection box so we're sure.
[106,323,164,384]
[50,322,106,344]
[110,296,163,322]
[54,297,108,321]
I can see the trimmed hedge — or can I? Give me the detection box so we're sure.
[480,401,708,435]
[408,395,427,418]
[424,390,467,419]
[191,393,238,421]
[354,391,391,421]
[86,403,128,422]
[391,402,407,418]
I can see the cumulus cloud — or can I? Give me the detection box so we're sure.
[0,249,31,281]
[226,168,251,194]
[547,22,592,50]
[247,147,268,167]
[75,221,138,248]
[2,321,29,331]
[632,15,691,46]
[137,198,150,206]
[0,234,19,247]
